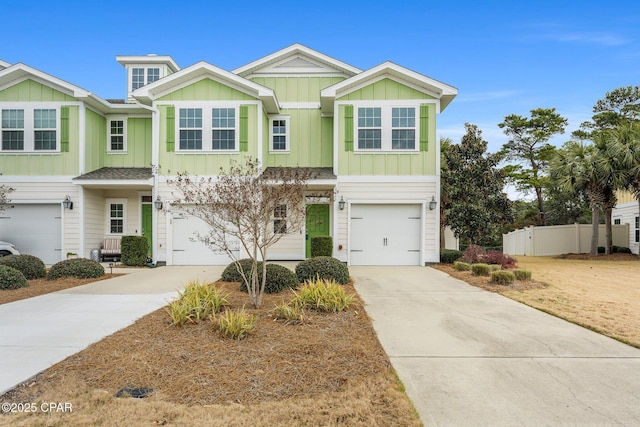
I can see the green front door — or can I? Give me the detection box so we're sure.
[141,204,153,256]
[305,204,330,257]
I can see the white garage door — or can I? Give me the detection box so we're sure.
[0,204,62,265]
[350,204,422,266]
[171,212,240,265]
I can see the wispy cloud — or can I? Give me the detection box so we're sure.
[456,90,523,103]
[549,32,628,46]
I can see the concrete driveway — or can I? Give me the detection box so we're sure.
[353,266,640,426]
[0,266,224,396]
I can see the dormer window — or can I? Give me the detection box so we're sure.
[131,67,161,91]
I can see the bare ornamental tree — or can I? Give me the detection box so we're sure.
[169,158,310,308]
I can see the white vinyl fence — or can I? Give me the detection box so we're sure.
[503,223,630,256]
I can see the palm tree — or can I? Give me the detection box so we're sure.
[551,141,605,256]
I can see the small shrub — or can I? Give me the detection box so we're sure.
[484,250,517,269]
[454,261,471,271]
[0,254,46,279]
[216,307,257,340]
[0,265,28,290]
[311,236,333,257]
[47,258,105,280]
[490,270,515,285]
[272,300,305,324]
[293,278,354,313]
[121,236,149,266]
[221,259,263,283]
[513,269,532,281]
[597,246,606,254]
[295,256,350,285]
[166,280,229,326]
[463,245,486,264]
[440,249,462,264]
[471,263,491,277]
[239,264,299,294]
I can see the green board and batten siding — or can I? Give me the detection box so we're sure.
[337,78,437,176]
[251,77,343,168]
[85,115,152,170]
[0,80,79,175]
[157,79,257,102]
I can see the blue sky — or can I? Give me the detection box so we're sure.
[2,0,639,154]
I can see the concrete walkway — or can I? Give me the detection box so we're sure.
[353,266,640,426]
[0,266,224,395]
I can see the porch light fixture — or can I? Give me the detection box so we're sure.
[429,196,437,211]
[154,196,163,210]
[62,195,73,210]
[338,196,345,210]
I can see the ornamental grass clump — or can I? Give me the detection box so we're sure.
[272,300,305,324]
[453,261,471,271]
[293,278,354,313]
[471,263,491,277]
[513,269,532,281]
[490,270,515,286]
[166,280,229,326]
[216,307,257,340]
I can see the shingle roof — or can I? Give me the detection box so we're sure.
[73,167,153,180]
[262,167,336,180]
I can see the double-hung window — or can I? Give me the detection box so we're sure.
[179,108,203,150]
[131,67,161,90]
[107,199,126,235]
[636,216,639,243]
[274,205,287,234]
[108,118,127,152]
[269,116,290,152]
[176,106,238,152]
[1,107,58,152]
[355,105,418,151]
[212,108,235,150]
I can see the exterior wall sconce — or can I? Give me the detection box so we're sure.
[62,195,73,210]
[154,196,163,210]
[338,196,345,210]
[429,196,437,211]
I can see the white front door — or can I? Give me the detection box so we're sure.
[350,204,421,266]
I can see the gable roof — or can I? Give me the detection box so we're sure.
[0,59,11,71]
[232,43,361,78]
[320,61,458,113]
[116,54,180,73]
[132,61,280,113]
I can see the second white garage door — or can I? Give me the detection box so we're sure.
[350,204,422,266]
[171,212,240,265]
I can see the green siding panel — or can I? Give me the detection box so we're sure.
[344,105,353,152]
[250,77,345,102]
[166,106,175,152]
[337,78,434,101]
[239,105,248,152]
[84,108,107,172]
[157,79,257,102]
[0,79,76,102]
[104,118,152,167]
[420,104,429,152]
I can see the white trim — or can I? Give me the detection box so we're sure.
[280,102,321,109]
[333,102,339,176]
[78,103,86,174]
[615,201,638,209]
[268,114,290,153]
[174,104,241,153]
[0,64,91,98]
[3,199,64,204]
[245,73,348,79]
[353,105,419,152]
[106,115,128,153]
[79,186,85,258]
[257,102,264,167]
[72,179,153,187]
[338,175,437,183]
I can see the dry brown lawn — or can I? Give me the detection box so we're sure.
[0,275,122,305]
[0,281,420,427]
[436,254,640,348]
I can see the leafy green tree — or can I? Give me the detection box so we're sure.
[589,86,640,131]
[442,124,513,246]
[498,108,568,225]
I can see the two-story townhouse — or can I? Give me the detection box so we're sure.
[613,191,639,254]
[0,44,456,266]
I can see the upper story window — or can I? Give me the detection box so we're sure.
[270,116,290,152]
[355,106,417,151]
[131,67,161,91]
[177,107,238,152]
[1,107,58,152]
[107,118,127,152]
